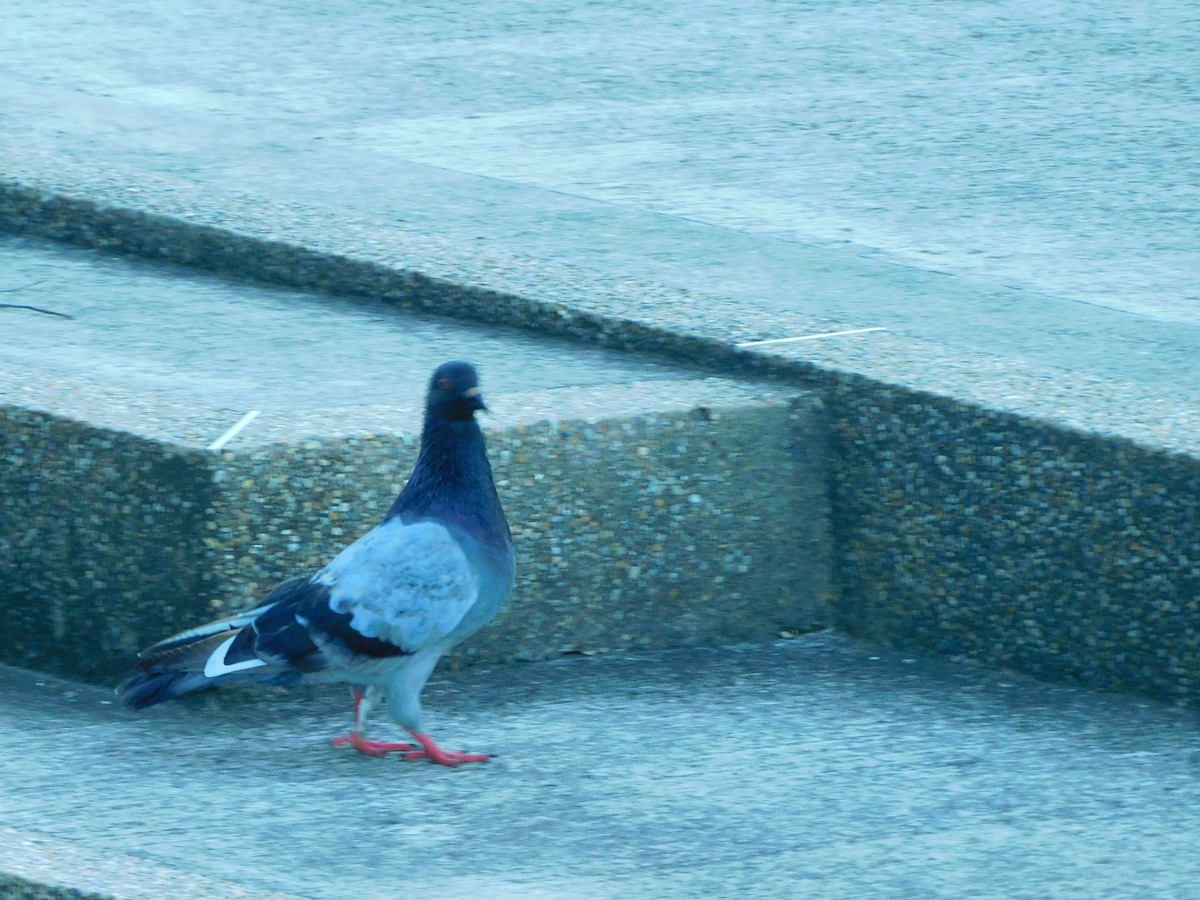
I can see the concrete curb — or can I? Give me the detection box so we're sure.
[1,183,1198,707]
[2,390,830,683]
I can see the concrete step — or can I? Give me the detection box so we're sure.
[0,235,830,683]
[3,634,1200,898]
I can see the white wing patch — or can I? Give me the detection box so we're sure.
[203,634,269,678]
[315,519,479,653]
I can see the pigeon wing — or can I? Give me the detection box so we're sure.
[308,518,480,657]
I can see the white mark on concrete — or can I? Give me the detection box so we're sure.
[207,410,261,451]
[737,327,887,348]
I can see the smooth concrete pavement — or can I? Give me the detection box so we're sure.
[2,0,1198,400]
[0,236,690,412]
[3,634,1200,898]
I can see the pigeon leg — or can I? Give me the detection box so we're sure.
[332,733,419,757]
[401,731,491,767]
[331,686,418,756]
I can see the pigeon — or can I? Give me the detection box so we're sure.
[117,361,515,766]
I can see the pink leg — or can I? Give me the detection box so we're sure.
[401,731,491,767]
[331,733,419,757]
[329,688,417,757]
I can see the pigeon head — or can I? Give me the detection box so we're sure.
[427,360,486,420]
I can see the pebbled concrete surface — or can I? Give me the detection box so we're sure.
[2,634,1200,898]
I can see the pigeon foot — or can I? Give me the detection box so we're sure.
[402,731,491,767]
[331,733,419,757]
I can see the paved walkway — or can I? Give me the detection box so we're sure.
[2,0,1199,399]
[2,634,1199,898]
[0,237,686,411]
[3,5,1199,896]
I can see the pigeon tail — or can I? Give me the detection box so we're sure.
[116,624,285,710]
[117,669,215,710]
[117,666,297,710]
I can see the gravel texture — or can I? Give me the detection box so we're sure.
[828,380,1200,705]
[1,384,829,683]
[3,183,1199,457]
[3,5,1200,895]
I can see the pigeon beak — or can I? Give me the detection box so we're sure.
[465,386,487,412]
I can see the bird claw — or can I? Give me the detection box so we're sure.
[330,730,489,766]
[403,732,491,767]
[331,733,419,757]
[401,748,491,766]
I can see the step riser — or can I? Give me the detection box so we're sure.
[1,399,831,682]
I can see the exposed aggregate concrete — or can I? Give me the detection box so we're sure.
[1,176,1198,707]
[1,381,829,682]
[826,380,1200,704]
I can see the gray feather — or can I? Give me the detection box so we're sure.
[315,519,478,654]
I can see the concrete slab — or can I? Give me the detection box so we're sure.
[1,0,1198,403]
[0,235,686,420]
[1,0,1198,780]
[2,633,1199,898]
[0,236,831,684]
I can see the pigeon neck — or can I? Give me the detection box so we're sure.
[386,414,507,538]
